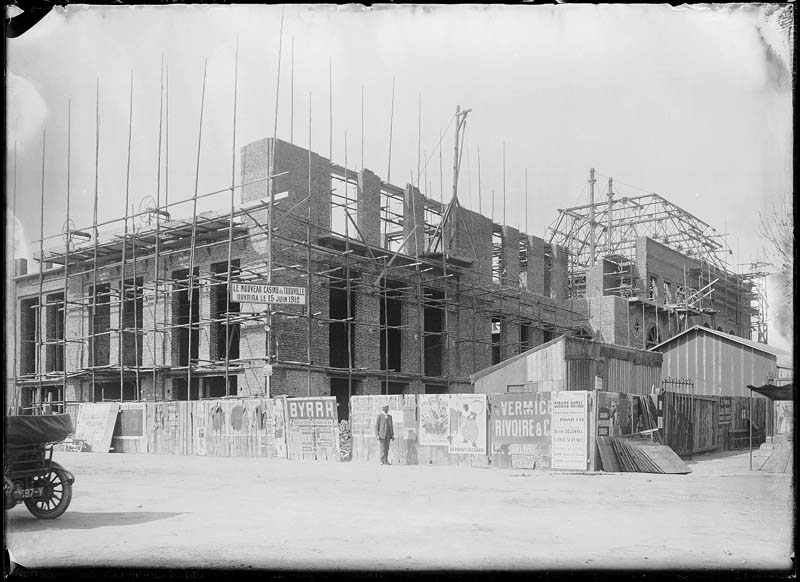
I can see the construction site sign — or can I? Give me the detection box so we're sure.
[230,283,306,305]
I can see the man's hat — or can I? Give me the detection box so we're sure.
[382,405,389,411]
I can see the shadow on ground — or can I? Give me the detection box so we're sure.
[5,511,184,531]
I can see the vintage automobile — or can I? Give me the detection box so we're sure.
[4,414,75,519]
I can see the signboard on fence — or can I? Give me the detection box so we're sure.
[418,394,451,446]
[719,396,732,425]
[285,397,339,461]
[551,391,588,470]
[230,283,306,305]
[489,392,552,469]
[74,402,120,453]
[448,394,487,455]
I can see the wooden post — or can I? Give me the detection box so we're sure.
[588,168,596,266]
[606,177,613,252]
[749,393,753,471]
[266,8,286,398]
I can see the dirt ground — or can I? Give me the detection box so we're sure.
[4,448,794,572]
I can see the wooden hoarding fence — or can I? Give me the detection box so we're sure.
[663,392,718,457]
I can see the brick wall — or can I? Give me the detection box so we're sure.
[449,208,493,281]
[550,242,569,300]
[404,185,425,257]
[636,237,751,337]
[526,235,544,295]
[501,226,520,288]
[357,169,381,247]
[9,137,600,407]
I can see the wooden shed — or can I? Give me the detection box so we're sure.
[651,326,789,398]
[471,336,663,395]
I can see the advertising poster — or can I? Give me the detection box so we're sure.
[418,394,451,446]
[598,392,632,435]
[551,391,588,470]
[448,394,487,455]
[489,392,552,469]
[285,397,338,460]
[597,392,621,437]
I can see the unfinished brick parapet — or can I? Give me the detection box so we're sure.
[404,184,426,257]
[528,237,545,295]
[501,226,520,289]
[357,169,381,247]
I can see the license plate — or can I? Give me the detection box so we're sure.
[15,487,44,500]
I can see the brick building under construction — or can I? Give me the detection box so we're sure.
[8,135,763,418]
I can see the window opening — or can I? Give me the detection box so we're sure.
[380,280,403,372]
[543,246,553,297]
[519,239,529,290]
[423,200,443,252]
[330,168,360,239]
[20,297,39,375]
[173,268,199,367]
[492,316,502,364]
[329,268,357,369]
[46,293,65,373]
[646,325,661,349]
[424,288,444,376]
[491,227,503,284]
[122,278,143,367]
[211,260,241,362]
[520,321,532,352]
[380,185,405,252]
[90,284,111,367]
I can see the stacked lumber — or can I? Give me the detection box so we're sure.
[600,436,691,474]
[596,436,620,472]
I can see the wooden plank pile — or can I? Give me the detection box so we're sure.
[599,436,691,474]
[596,436,620,472]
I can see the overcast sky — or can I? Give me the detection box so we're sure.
[6,5,792,273]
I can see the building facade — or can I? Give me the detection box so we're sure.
[7,139,761,415]
[9,138,590,415]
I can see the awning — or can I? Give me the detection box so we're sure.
[746,383,795,401]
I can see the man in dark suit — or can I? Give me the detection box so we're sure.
[374,404,394,465]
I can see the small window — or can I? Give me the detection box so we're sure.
[491,317,502,364]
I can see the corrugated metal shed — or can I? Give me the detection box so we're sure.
[652,326,783,397]
[472,336,662,395]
